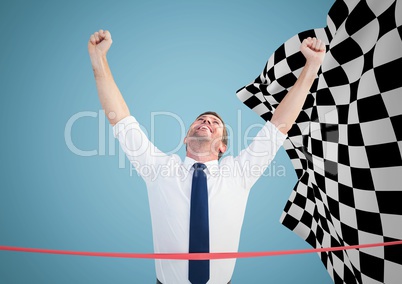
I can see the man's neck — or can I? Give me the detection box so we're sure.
[186,152,218,163]
[185,140,220,163]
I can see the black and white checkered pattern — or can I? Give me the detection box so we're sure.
[236,1,402,283]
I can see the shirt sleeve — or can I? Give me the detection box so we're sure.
[221,120,287,190]
[113,116,174,181]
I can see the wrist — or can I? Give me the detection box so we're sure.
[303,61,321,78]
[90,53,109,77]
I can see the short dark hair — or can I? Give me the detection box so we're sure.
[195,111,228,159]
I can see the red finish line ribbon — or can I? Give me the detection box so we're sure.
[1,240,402,260]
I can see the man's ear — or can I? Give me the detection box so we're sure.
[183,136,187,144]
[219,143,227,155]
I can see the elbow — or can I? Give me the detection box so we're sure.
[270,118,291,135]
[277,124,291,135]
[107,109,130,126]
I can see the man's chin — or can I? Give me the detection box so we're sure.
[194,137,212,142]
[195,129,212,135]
[186,136,212,145]
[190,132,211,139]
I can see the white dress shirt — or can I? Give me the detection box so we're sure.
[113,116,287,284]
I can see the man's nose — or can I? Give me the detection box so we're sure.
[202,119,211,125]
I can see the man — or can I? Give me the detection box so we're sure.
[88,29,325,284]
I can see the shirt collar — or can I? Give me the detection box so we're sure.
[183,156,219,176]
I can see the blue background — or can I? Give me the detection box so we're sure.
[0,0,334,283]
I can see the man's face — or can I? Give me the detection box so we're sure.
[184,114,227,156]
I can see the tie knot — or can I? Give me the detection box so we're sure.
[193,163,206,171]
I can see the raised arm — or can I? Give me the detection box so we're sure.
[270,37,326,134]
[88,29,130,125]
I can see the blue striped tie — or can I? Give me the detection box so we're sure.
[189,163,209,284]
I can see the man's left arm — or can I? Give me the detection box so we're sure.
[270,37,326,134]
[226,38,325,189]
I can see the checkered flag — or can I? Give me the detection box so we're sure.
[236,0,402,283]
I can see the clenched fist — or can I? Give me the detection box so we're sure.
[300,37,326,66]
[88,29,112,58]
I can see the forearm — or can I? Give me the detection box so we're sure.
[270,61,320,134]
[90,54,130,126]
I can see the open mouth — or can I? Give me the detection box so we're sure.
[198,125,212,132]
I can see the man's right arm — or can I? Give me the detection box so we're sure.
[88,29,130,125]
